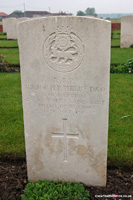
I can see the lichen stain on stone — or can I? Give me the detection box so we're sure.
[68,139,93,158]
[87,143,94,158]
[75,124,90,140]
[90,151,106,185]
[76,143,94,158]
[56,139,63,154]
[44,127,55,154]
[75,124,83,137]
[43,25,45,31]
[32,141,44,172]
[68,139,77,155]
[77,145,88,155]
[68,139,76,149]
[34,154,44,171]
[44,127,62,155]
[86,168,90,173]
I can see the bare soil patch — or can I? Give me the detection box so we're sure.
[0,160,132,200]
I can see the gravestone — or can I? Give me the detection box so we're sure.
[18,17,111,186]
[5,18,17,39]
[2,18,9,33]
[121,15,133,48]
[5,17,29,40]
[17,17,29,23]
[2,18,17,38]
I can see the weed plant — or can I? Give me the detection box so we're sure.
[0,54,9,72]
[111,58,133,73]
[0,49,19,65]
[21,180,90,200]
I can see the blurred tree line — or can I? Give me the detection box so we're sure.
[77,7,97,17]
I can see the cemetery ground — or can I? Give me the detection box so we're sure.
[0,31,133,199]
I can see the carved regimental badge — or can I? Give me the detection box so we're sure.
[43,27,85,72]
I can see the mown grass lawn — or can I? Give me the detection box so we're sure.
[0,40,18,47]
[0,35,7,39]
[111,48,133,65]
[0,48,19,65]
[108,74,133,168]
[111,30,120,47]
[113,35,120,39]
[112,33,120,40]
[111,39,120,47]
[0,73,132,168]
[0,45,133,66]
[0,73,24,159]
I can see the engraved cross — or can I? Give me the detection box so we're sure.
[51,118,79,162]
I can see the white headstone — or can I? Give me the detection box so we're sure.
[2,18,16,38]
[17,17,29,23]
[5,17,29,40]
[4,18,17,39]
[121,15,133,48]
[18,17,111,187]
[2,18,9,33]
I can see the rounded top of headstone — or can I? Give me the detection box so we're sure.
[18,16,111,73]
[5,17,17,20]
[17,16,111,25]
[121,15,133,21]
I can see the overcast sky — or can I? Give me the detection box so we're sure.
[1,0,133,15]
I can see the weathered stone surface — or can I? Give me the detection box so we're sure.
[4,17,29,40]
[2,18,16,38]
[2,18,9,33]
[5,18,17,39]
[18,17,111,186]
[121,15,133,48]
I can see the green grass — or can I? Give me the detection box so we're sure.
[112,30,120,39]
[111,30,120,46]
[0,48,19,65]
[0,35,7,39]
[108,74,133,168]
[0,40,18,47]
[111,48,133,65]
[0,73,132,168]
[111,39,120,47]
[0,33,6,35]
[111,29,133,65]
[0,37,132,66]
[113,34,120,39]
[0,73,25,159]
[113,30,120,34]
[0,46,133,66]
